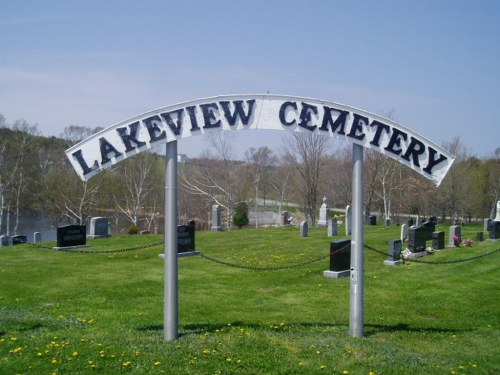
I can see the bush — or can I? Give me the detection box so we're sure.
[233,202,249,229]
[128,225,139,235]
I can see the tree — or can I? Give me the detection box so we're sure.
[244,146,277,227]
[112,152,158,228]
[233,201,249,229]
[283,133,329,226]
[180,133,247,229]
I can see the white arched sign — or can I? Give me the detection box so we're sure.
[66,94,454,185]
[65,94,455,341]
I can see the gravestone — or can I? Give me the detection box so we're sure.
[448,225,461,247]
[324,239,351,278]
[484,218,492,232]
[318,197,330,227]
[177,221,196,254]
[300,221,308,237]
[489,220,500,239]
[56,225,86,248]
[496,200,500,221]
[385,218,391,227]
[476,232,483,242]
[12,235,27,245]
[384,239,402,265]
[33,232,42,243]
[408,220,435,253]
[369,215,376,225]
[327,218,338,237]
[400,224,409,242]
[89,217,110,239]
[432,231,445,249]
[0,235,12,247]
[345,205,352,235]
[406,218,414,227]
[282,211,292,226]
[211,204,223,231]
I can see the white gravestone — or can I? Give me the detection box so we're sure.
[496,200,500,221]
[318,197,330,227]
[400,224,409,242]
[345,205,352,235]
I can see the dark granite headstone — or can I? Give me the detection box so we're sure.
[432,231,445,250]
[12,235,27,245]
[57,225,86,247]
[329,239,351,272]
[489,221,500,240]
[177,222,195,253]
[476,232,483,242]
[408,221,436,253]
[388,239,402,261]
[369,215,377,225]
[407,219,414,227]
[89,217,110,238]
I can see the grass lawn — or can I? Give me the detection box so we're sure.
[1,224,499,374]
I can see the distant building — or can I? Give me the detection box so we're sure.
[177,154,189,163]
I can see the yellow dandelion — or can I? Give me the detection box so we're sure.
[342,371,349,374]
[72,351,79,357]
[320,365,327,369]
[226,357,232,362]
[10,337,18,341]
[122,361,131,367]
[154,361,161,366]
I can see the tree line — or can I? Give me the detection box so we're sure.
[0,116,498,236]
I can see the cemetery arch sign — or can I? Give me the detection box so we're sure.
[65,94,455,341]
[66,94,454,185]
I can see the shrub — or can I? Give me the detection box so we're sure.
[233,202,249,229]
[128,225,139,235]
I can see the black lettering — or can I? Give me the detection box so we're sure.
[279,101,297,126]
[200,103,221,129]
[401,137,426,167]
[99,137,122,165]
[297,102,318,131]
[423,147,448,174]
[347,114,367,140]
[319,106,348,134]
[143,115,166,143]
[186,106,200,132]
[369,120,390,147]
[219,100,256,126]
[116,121,146,152]
[160,109,184,136]
[384,128,408,156]
[72,149,98,176]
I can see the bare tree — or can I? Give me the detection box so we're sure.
[180,133,246,229]
[112,152,157,228]
[283,133,329,226]
[245,146,277,227]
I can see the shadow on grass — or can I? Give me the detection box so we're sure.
[138,321,469,338]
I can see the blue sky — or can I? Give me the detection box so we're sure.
[1,0,499,158]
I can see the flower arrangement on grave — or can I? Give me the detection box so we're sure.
[463,238,473,247]
[453,235,460,247]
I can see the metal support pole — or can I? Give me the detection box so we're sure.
[349,143,364,338]
[164,140,178,341]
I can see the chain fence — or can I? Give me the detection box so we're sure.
[26,239,499,268]
[364,244,500,264]
[30,241,163,254]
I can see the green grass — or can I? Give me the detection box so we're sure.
[1,225,499,374]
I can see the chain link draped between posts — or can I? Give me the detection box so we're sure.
[197,242,352,271]
[30,241,163,254]
[364,244,500,264]
[27,240,499,267]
